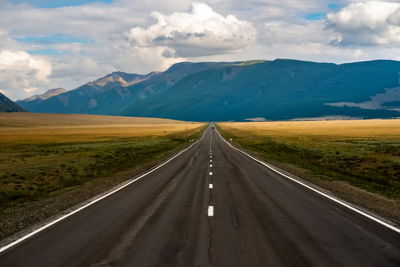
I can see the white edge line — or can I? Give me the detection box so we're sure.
[209,184,213,189]
[215,127,400,234]
[0,124,211,254]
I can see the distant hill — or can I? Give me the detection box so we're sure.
[18,72,156,114]
[18,62,228,115]
[19,59,400,121]
[121,59,400,121]
[0,93,25,112]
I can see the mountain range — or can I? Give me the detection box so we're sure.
[17,59,400,121]
[0,93,25,112]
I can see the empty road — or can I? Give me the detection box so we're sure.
[0,125,399,266]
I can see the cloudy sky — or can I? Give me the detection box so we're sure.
[1,0,400,100]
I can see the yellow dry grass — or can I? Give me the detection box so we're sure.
[0,113,204,144]
[218,119,400,139]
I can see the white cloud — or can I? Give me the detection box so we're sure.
[109,45,185,74]
[327,1,400,46]
[388,7,400,25]
[125,2,256,57]
[51,56,111,79]
[0,1,143,40]
[47,55,117,91]
[1,0,400,101]
[260,20,334,45]
[0,50,52,100]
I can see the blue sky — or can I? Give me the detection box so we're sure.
[303,13,326,21]
[327,3,342,11]
[1,0,400,100]
[11,0,112,8]
[15,34,92,44]
[27,49,68,55]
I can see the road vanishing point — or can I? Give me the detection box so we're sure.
[0,125,399,266]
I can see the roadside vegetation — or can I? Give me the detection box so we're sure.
[218,120,400,221]
[0,113,205,239]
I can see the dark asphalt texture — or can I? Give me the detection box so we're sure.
[0,126,399,266]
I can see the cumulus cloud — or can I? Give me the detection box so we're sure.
[0,50,52,100]
[260,20,333,45]
[125,2,256,57]
[0,2,143,40]
[388,7,400,25]
[2,0,400,101]
[110,45,185,73]
[51,56,111,79]
[46,55,116,91]
[327,1,400,46]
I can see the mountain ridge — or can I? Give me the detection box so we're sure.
[22,88,67,102]
[17,59,400,121]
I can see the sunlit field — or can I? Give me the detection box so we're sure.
[0,113,202,143]
[0,113,205,238]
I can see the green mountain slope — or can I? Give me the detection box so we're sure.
[120,59,400,121]
[0,93,25,112]
[18,62,228,115]
[18,59,400,121]
[17,72,154,114]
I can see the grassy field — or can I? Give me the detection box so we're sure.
[0,113,204,237]
[218,120,400,219]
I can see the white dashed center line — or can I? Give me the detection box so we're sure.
[208,206,214,217]
[208,132,214,217]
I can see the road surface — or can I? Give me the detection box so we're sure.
[0,126,399,266]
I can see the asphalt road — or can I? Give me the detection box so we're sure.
[0,126,399,266]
